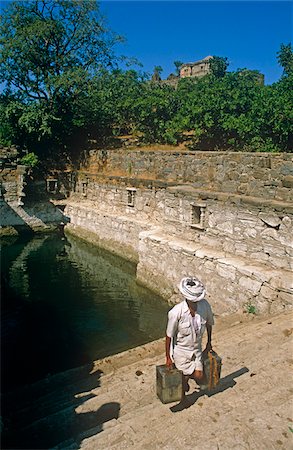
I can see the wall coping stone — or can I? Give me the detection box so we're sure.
[167,185,293,212]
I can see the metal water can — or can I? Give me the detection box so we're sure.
[202,350,222,390]
[156,364,183,404]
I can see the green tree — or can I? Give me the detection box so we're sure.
[133,83,180,143]
[173,60,183,76]
[209,56,229,78]
[152,65,163,82]
[277,43,293,76]
[0,0,123,156]
[0,0,122,102]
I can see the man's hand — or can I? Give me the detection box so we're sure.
[166,356,173,370]
[205,341,213,352]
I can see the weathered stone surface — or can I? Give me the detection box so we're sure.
[260,228,280,241]
[270,274,293,293]
[260,284,278,300]
[239,276,262,294]
[281,215,292,228]
[282,175,293,188]
[250,252,269,262]
[259,212,281,227]
[216,263,236,280]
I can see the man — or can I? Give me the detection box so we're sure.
[165,276,214,396]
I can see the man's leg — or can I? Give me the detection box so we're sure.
[182,375,190,393]
[182,370,204,394]
[189,370,204,384]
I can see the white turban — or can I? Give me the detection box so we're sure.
[178,277,206,302]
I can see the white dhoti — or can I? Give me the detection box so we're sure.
[173,344,203,375]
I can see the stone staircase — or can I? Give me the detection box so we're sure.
[2,311,293,450]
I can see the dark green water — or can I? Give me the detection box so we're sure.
[1,231,169,392]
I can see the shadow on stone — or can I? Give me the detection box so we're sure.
[170,367,249,413]
[1,367,117,449]
[74,402,121,447]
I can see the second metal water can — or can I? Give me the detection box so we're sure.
[202,349,222,390]
[156,364,183,404]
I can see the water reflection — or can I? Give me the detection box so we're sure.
[1,232,169,390]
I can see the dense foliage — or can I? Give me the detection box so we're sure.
[0,1,292,160]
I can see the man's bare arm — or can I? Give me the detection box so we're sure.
[165,335,173,368]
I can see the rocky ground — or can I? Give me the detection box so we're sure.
[2,310,293,450]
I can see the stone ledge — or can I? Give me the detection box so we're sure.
[140,230,293,295]
[91,338,165,376]
[167,185,293,212]
[65,201,149,228]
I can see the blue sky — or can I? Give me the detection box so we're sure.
[0,1,292,85]
[100,1,293,84]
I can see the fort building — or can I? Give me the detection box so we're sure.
[179,55,213,78]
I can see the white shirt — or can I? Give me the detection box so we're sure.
[166,299,214,352]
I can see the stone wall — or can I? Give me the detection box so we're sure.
[65,154,293,315]
[0,164,66,234]
[68,180,293,271]
[136,228,292,315]
[84,149,293,202]
[0,199,65,234]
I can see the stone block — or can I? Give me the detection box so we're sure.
[237,290,253,305]
[216,221,234,234]
[254,296,270,314]
[277,290,293,304]
[259,212,281,228]
[252,169,266,179]
[260,284,277,300]
[279,234,293,251]
[204,260,215,271]
[234,242,247,257]
[275,187,293,202]
[281,216,292,229]
[270,274,293,294]
[239,276,262,294]
[268,255,289,270]
[216,263,236,280]
[237,183,248,194]
[222,240,235,254]
[250,252,269,262]
[244,228,257,238]
[280,164,293,176]
[261,228,280,241]
[194,248,206,259]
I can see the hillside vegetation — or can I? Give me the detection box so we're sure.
[0,1,292,163]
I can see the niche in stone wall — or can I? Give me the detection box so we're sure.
[46,179,58,194]
[127,188,136,207]
[190,202,206,229]
[82,181,88,197]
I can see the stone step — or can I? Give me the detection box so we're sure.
[5,360,159,448]
[3,338,164,428]
[2,311,292,450]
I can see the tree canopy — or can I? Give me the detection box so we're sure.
[0,0,124,155]
[209,56,229,78]
[0,0,123,102]
[277,43,293,77]
[0,1,292,159]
